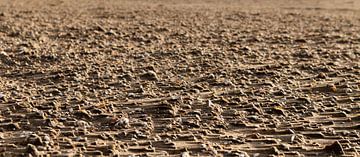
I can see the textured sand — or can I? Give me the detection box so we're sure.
[0,0,359,156]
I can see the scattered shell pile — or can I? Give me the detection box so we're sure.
[0,0,359,156]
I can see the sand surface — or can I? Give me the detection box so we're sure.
[0,0,359,156]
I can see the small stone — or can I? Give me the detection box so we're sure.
[270,146,280,155]
[328,84,337,92]
[0,51,8,57]
[181,152,190,157]
[294,38,307,43]
[324,141,344,155]
[279,143,290,151]
[105,30,117,35]
[297,97,311,104]
[317,72,327,79]
[26,134,43,146]
[273,89,286,96]
[269,106,286,116]
[76,120,90,128]
[240,46,251,51]
[0,51,17,65]
[140,71,158,81]
[27,144,40,156]
[225,150,249,157]
[73,110,91,119]
[247,115,262,122]
[0,93,5,101]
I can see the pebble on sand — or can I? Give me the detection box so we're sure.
[324,141,345,155]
